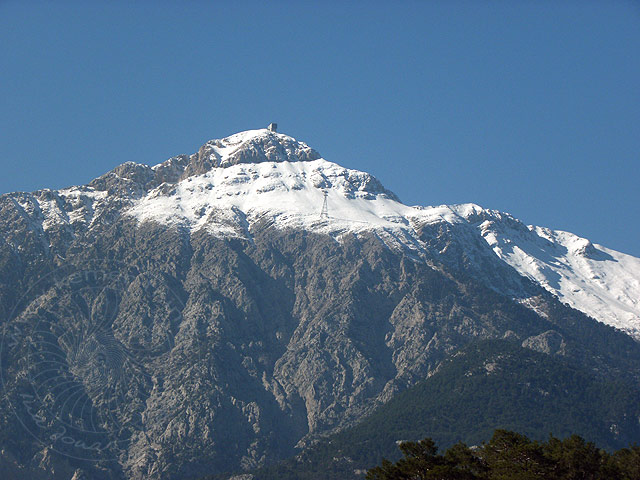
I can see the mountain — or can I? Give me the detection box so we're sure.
[1,128,639,479]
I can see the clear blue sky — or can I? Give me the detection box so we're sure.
[1,1,639,256]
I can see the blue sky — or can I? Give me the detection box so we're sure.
[1,1,639,256]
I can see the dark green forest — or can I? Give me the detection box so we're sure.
[218,340,640,480]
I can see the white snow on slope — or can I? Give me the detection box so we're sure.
[9,188,108,233]
[130,158,415,237]
[465,210,640,338]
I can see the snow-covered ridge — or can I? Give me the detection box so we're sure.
[455,207,640,338]
[2,187,108,235]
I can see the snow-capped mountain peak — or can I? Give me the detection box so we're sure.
[1,128,639,338]
[186,128,322,170]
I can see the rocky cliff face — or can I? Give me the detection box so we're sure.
[1,129,639,479]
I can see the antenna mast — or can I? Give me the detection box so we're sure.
[320,191,329,219]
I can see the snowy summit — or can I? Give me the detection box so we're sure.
[4,127,640,338]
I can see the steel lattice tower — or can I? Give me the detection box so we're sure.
[320,191,329,219]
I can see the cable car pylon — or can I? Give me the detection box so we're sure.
[320,191,329,219]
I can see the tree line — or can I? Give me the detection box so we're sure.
[366,429,640,480]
